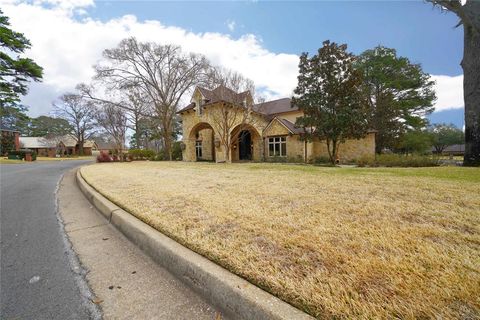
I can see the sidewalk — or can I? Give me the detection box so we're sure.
[57,168,221,320]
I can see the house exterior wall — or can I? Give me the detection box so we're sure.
[82,147,93,156]
[309,132,376,162]
[271,110,303,125]
[34,148,56,157]
[180,103,375,163]
[196,128,214,161]
[181,102,267,162]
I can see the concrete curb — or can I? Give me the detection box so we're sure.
[76,169,314,320]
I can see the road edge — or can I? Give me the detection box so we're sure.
[76,168,314,320]
[55,171,103,320]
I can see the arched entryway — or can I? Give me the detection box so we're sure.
[230,124,261,162]
[238,130,252,160]
[188,122,216,162]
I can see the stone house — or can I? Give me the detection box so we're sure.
[178,85,376,163]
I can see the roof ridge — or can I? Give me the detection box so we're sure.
[254,97,291,105]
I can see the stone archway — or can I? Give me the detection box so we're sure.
[187,122,216,162]
[230,124,262,162]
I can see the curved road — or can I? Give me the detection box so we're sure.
[1,160,95,320]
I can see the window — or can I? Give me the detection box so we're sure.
[268,136,286,157]
[195,141,202,159]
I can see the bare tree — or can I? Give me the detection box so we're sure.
[79,83,154,149]
[124,88,154,149]
[428,0,480,166]
[94,37,210,159]
[95,102,128,153]
[52,93,96,155]
[204,67,265,162]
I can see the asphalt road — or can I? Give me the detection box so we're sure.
[1,160,95,320]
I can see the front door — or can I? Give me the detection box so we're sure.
[238,130,252,160]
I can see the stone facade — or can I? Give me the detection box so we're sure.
[179,86,376,163]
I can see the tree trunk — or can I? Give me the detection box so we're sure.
[462,23,480,166]
[326,138,339,165]
[79,141,84,156]
[162,129,172,160]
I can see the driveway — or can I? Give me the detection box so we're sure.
[0,160,95,319]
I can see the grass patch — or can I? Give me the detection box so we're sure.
[81,162,480,319]
[0,158,25,164]
[36,156,94,161]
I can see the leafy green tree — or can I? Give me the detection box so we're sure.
[292,40,369,164]
[427,1,479,166]
[429,123,464,153]
[356,46,436,153]
[0,9,43,109]
[399,130,433,154]
[0,104,30,134]
[29,116,73,137]
[1,131,15,155]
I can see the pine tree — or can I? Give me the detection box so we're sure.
[356,46,436,153]
[0,9,42,130]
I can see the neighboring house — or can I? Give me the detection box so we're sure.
[95,140,117,153]
[56,135,97,156]
[20,135,98,157]
[178,85,376,163]
[19,137,57,157]
[1,125,20,155]
[433,144,465,156]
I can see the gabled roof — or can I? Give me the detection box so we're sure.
[56,135,96,148]
[96,140,117,150]
[20,135,97,148]
[177,85,253,114]
[253,98,298,116]
[432,144,465,153]
[264,117,305,136]
[277,118,304,134]
[20,137,57,148]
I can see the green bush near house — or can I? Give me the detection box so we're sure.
[171,141,183,161]
[7,150,37,161]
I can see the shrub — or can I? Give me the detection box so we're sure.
[313,156,331,164]
[156,150,165,161]
[172,141,183,161]
[265,156,287,163]
[7,149,36,161]
[357,154,439,167]
[96,151,113,162]
[127,149,156,160]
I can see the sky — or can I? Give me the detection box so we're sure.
[2,0,465,128]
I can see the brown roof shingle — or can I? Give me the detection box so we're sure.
[253,98,298,116]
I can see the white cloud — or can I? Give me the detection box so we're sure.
[2,1,298,116]
[1,1,463,117]
[226,20,236,32]
[430,74,464,112]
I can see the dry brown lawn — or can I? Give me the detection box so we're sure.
[81,162,480,319]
